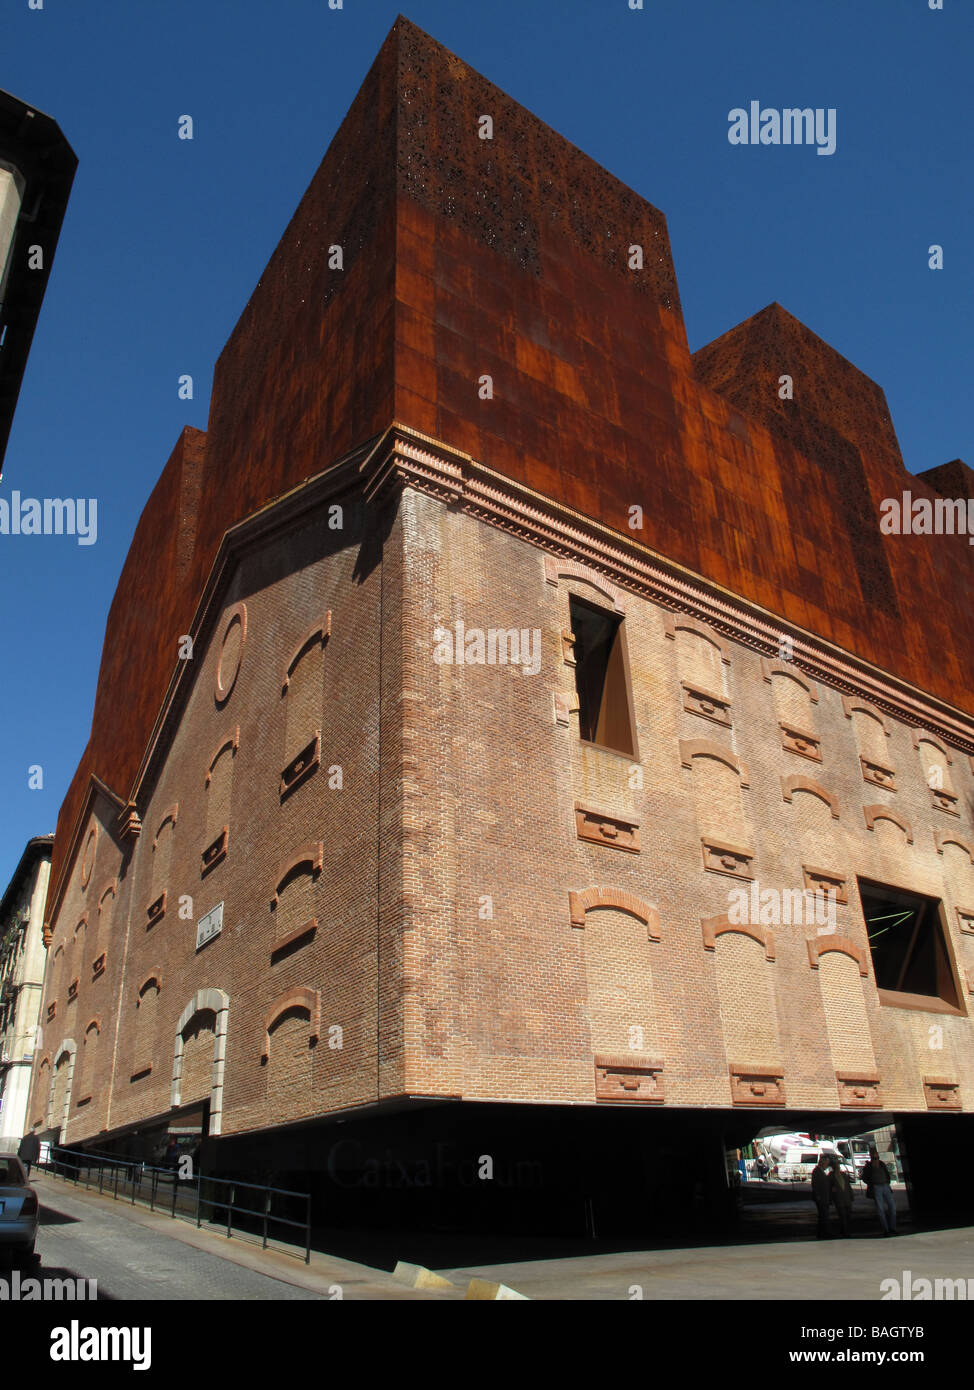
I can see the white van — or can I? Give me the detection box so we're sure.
[765,1133,857,1182]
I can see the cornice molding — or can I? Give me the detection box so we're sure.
[366,426,974,755]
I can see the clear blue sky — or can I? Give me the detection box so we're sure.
[1,0,970,889]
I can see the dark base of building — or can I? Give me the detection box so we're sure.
[76,1100,974,1265]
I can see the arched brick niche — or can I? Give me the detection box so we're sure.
[269,844,323,956]
[543,556,625,612]
[935,832,974,863]
[806,936,868,977]
[132,974,162,1080]
[280,619,330,799]
[842,696,891,736]
[679,740,749,787]
[281,616,332,694]
[701,913,775,961]
[74,1018,103,1107]
[781,775,840,819]
[663,614,730,664]
[270,844,324,909]
[96,880,117,955]
[681,742,752,873]
[916,733,960,815]
[667,616,732,725]
[843,696,895,790]
[761,658,819,703]
[863,805,913,844]
[153,807,178,843]
[148,806,178,924]
[214,602,248,704]
[568,887,660,939]
[766,661,821,761]
[913,730,953,762]
[136,971,163,1001]
[202,730,238,875]
[261,986,320,1061]
[205,730,239,787]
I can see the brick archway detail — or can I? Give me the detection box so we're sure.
[806,936,868,977]
[680,739,749,788]
[863,805,913,843]
[663,614,731,664]
[543,557,624,612]
[569,887,660,939]
[261,986,320,1060]
[270,843,324,909]
[781,776,839,819]
[701,913,775,961]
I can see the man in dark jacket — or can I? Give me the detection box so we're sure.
[862,1145,897,1235]
[811,1155,833,1238]
[17,1131,40,1177]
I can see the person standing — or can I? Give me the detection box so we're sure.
[811,1155,833,1238]
[862,1145,897,1236]
[828,1155,854,1237]
[17,1131,40,1177]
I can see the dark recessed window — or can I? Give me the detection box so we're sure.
[858,878,959,1009]
[569,596,637,757]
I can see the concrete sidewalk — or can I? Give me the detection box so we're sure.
[444,1224,974,1300]
[31,1174,457,1300]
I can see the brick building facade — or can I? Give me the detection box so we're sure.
[27,18,974,1234]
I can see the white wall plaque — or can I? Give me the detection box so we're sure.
[196,902,224,951]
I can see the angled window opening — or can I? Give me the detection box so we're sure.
[569,596,637,756]
[857,877,961,1013]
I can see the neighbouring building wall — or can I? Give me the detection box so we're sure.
[0,843,52,1147]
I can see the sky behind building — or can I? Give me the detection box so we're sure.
[0,0,970,887]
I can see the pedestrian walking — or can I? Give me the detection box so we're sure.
[17,1131,40,1177]
[811,1154,833,1238]
[828,1155,854,1237]
[862,1145,898,1236]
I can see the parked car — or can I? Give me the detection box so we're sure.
[0,1154,39,1263]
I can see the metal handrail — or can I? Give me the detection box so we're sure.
[36,1144,312,1263]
